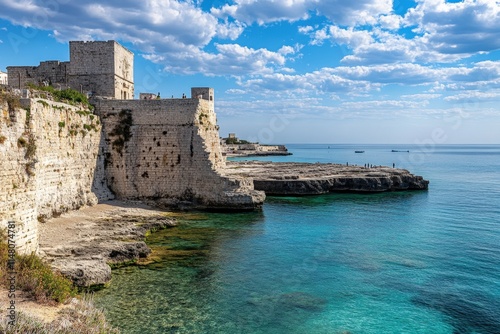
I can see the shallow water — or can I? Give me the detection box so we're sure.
[95,144,500,334]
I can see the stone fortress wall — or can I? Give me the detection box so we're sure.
[0,98,112,253]
[95,87,264,209]
[1,41,264,253]
[7,41,134,100]
[7,61,69,90]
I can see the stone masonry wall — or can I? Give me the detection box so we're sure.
[0,98,112,253]
[94,96,264,210]
[69,41,134,99]
[113,42,134,99]
[68,41,115,98]
[7,40,134,99]
[7,61,69,89]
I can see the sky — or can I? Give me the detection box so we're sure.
[0,0,499,144]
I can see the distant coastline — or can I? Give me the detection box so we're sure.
[224,149,292,158]
[221,132,291,157]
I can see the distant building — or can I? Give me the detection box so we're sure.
[0,70,7,85]
[6,40,134,99]
[139,93,159,100]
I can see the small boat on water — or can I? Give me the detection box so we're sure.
[355,150,365,153]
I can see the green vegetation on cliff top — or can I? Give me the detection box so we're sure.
[27,84,93,110]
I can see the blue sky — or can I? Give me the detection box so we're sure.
[1,0,499,144]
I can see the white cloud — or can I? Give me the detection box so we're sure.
[210,0,392,26]
[310,28,329,45]
[216,21,246,40]
[315,0,392,26]
[340,99,428,110]
[278,45,295,55]
[328,26,373,49]
[211,0,311,25]
[0,0,219,50]
[404,0,500,55]
[0,0,298,77]
[298,25,314,34]
[378,14,402,30]
[444,90,500,102]
[299,1,500,65]
[240,69,374,96]
[143,43,290,76]
[229,59,500,114]
[226,88,246,94]
[400,93,442,100]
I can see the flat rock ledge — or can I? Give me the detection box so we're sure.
[39,201,176,288]
[224,161,429,195]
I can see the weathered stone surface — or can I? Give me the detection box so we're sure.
[38,201,176,287]
[225,161,429,195]
[52,259,112,287]
[94,89,265,211]
[1,88,264,253]
[0,98,113,253]
[7,41,134,99]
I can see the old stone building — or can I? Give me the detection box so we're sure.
[6,40,133,99]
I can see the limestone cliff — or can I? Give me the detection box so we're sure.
[0,97,112,253]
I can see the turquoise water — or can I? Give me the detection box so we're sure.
[94,144,500,334]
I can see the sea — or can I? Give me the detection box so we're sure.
[94,144,500,334]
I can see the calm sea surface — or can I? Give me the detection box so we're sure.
[94,144,500,334]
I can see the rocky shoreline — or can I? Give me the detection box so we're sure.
[38,201,176,288]
[224,161,429,195]
[38,163,428,287]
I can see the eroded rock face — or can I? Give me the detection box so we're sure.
[225,161,429,195]
[0,99,113,254]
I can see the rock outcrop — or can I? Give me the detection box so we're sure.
[38,201,176,287]
[224,161,429,195]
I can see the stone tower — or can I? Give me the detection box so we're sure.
[191,87,214,108]
[68,41,134,99]
[7,40,134,99]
